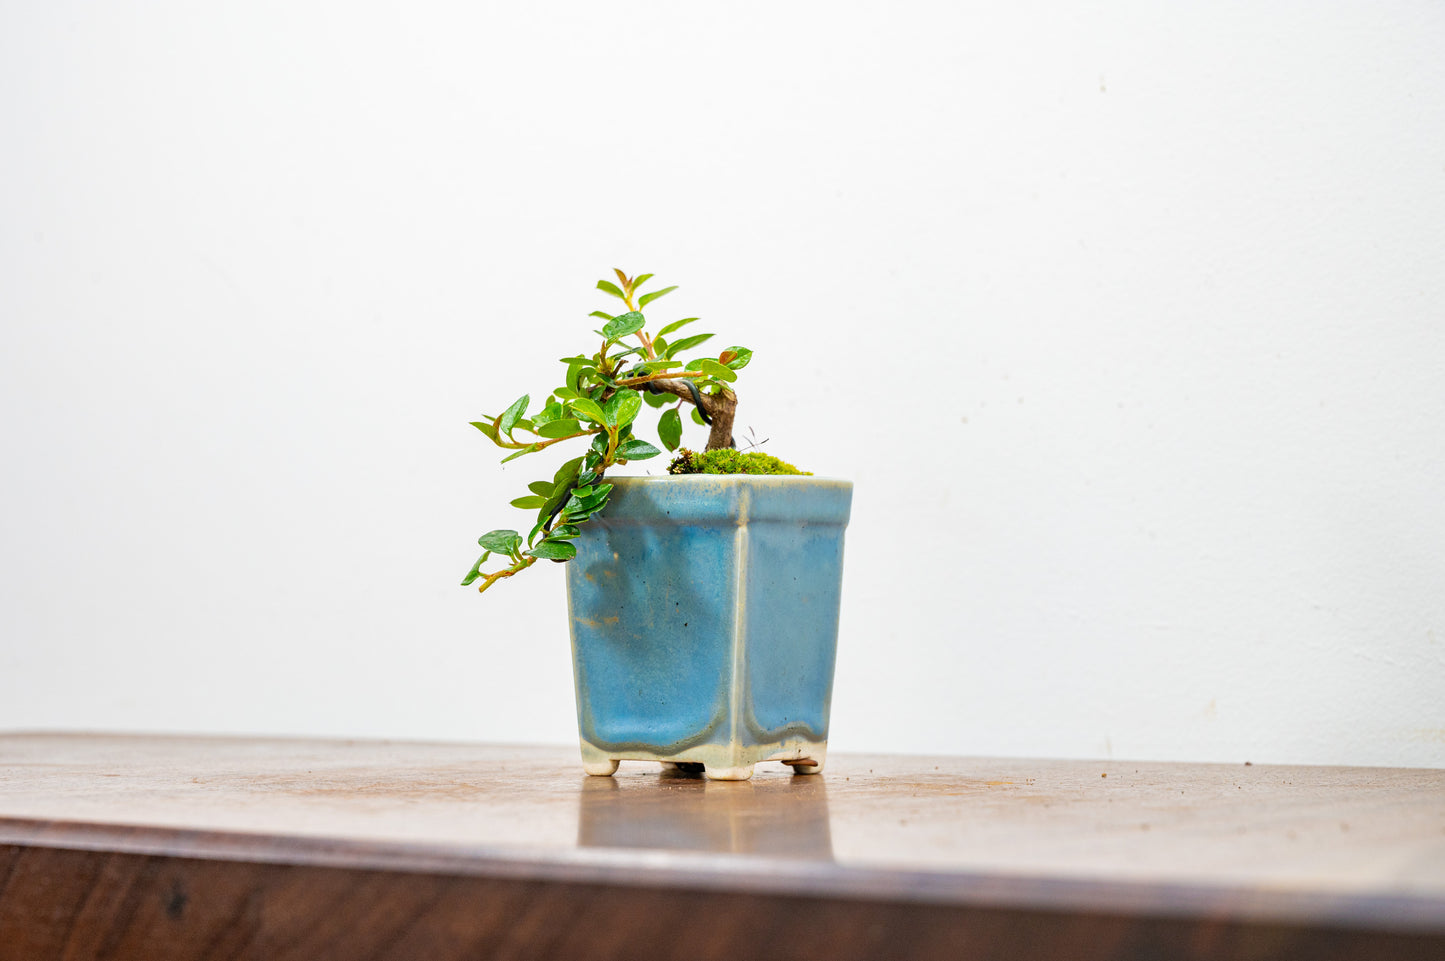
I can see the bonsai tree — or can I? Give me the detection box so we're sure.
[462,270,752,594]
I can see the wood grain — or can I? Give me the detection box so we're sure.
[1,734,1442,960]
[4,840,1444,961]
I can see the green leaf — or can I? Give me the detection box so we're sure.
[633,273,654,289]
[722,346,753,370]
[500,444,540,464]
[697,358,736,382]
[536,418,583,438]
[537,456,584,523]
[477,529,522,555]
[596,279,626,300]
[569,482,604,505]
[498,395,529,435]
[642,389,671,409]
[604,355,644,380]
[548,524,582,539]
[510,495,546,510]
[615,438,661,461]
[528,540,577,562]
[655,317,699,338]
[570,398,606,424]
[691,407,707,426]
[461,553,487,586]
[666,332,714,358]
[602,312,646,341]
[588,310,614,321]
[470,420,499,442]
[527,481,555,497]
[568,362,599,394]
[569,482,612,512]
[555,456,585,486]
[658,407,682,451]
[565,501,600,523]
[603,388,642,428]
[637,285,677,309]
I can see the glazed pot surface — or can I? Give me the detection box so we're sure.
[565,476,852,779]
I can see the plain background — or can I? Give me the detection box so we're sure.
[3,1,1443,767]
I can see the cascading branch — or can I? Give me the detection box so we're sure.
[462,270,751,594]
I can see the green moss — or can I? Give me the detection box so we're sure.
[667,448,811,476]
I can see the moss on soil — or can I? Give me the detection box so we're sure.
[666,448,811,476]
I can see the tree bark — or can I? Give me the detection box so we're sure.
[704,390,737,451]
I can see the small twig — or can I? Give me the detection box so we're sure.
[476,556,538,594]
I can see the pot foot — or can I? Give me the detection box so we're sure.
[783,756,824,775]
[583,759,620,777]
[704,764,755,781]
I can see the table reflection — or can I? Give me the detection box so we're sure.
[577,767,833,860]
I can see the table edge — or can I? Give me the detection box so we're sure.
[1,815,1440,935]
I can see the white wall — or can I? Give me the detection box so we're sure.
[3,1,1443,767]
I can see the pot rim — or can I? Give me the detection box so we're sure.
[604,473,852,486]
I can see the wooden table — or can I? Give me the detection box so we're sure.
[1,734,1442,960]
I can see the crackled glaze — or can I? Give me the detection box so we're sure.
[566,475,852,781]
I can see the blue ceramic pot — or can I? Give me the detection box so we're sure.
[565,475,853,781]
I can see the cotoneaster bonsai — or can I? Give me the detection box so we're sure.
[464,271,852,780]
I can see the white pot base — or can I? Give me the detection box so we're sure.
[579,741,827,781]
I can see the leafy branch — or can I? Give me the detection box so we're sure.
[462,271,751,594]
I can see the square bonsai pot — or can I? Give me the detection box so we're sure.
[565,475,852,780]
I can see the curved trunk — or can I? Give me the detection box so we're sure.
[645,380,737,450]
